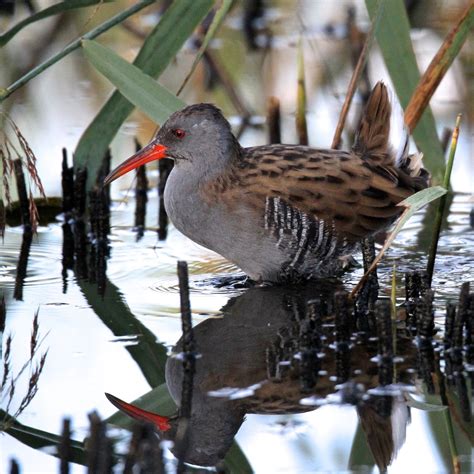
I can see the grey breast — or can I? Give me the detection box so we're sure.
[164,167,353,281]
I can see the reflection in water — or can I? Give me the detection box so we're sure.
[112,282,429,470]
[13,228,32,301]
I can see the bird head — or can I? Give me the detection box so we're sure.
[104,104,240,186]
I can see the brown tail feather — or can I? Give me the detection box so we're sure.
[353,82,430,190]
[353,82,391,163]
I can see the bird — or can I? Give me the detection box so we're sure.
[104,82,430,283]
[105,283,415,469]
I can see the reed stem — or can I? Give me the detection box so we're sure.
[296,38,308,146]
[426,114,461,285]
[331,0,385,149]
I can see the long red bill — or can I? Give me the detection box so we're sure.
[103,142,168,186]
[105,392,171,431]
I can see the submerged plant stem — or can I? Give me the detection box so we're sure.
[390,265,397,375]
[390,265,397,320]
[426,115,461,285]
[351,186,446,299]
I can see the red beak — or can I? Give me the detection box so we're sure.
[105,392,171,432]
[103,142,168,185]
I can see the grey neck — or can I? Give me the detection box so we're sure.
[172,133,241,183]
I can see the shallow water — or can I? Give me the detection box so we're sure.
[1,188,473,473]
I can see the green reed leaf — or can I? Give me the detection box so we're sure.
[74,0,212,193]
[352,186,446,297]
[427,115,462,284]
[1,410,86,465]
[80,279,168,388]
[83,40,185,123]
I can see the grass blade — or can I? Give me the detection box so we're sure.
[74,0,213,192]
[351,186,447,298]
[443,409,461,474]
[348,420,375,469]
[82,40,185,123]
[365,0,445,181]
[0,0,155,102]
[224,441,254,473]
[0,0,115,46]
[1,410,87,465]
[426,115,462,285]
[177,0,234,96]
[404,5,473,133]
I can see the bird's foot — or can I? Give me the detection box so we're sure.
[338,254,361,270]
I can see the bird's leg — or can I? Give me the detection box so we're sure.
[354,237,379,332]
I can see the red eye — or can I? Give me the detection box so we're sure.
[173,128,185,139]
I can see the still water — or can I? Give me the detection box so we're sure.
[1,190,473,472]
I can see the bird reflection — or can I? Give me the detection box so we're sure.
[109,281,418,470]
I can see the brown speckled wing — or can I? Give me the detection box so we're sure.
[202,82,428,244]
[212,146,421,242]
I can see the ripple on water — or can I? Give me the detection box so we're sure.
[107,226,242,296]
[110,195,473,301]
[1,225,65,289]
[151,260,244,296]
[345,194,474,311]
